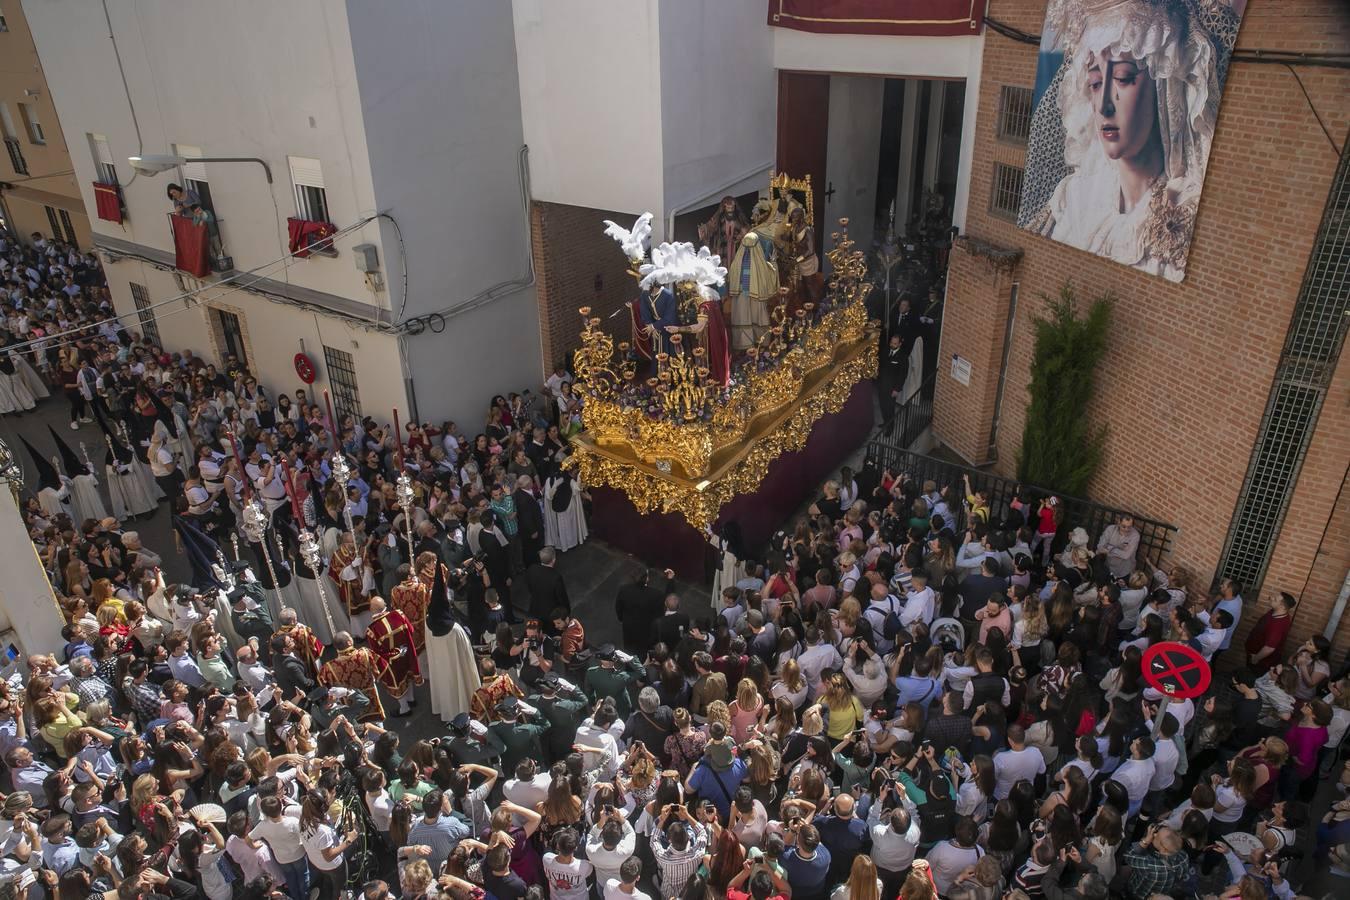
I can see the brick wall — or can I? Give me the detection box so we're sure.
[935,0,1350,648]
[532,200,643,377]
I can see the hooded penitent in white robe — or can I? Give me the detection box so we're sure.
[426,621,479,724]
[68,473,108,524]
[543,473,588,553]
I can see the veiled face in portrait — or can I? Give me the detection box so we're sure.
[1018,0,1248,283]
[1089,52,1159,168]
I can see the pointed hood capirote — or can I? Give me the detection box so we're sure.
[148,390,181,438]
[47,425,90,478]
[19,435,61,491]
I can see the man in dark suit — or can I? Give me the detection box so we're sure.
[878,333,907,428]
[523,546,570,624]
[512,476,545,567]
[479,510,514,621]
[615,567,673,654]
[270,632,316,703]
[651,591,691,651]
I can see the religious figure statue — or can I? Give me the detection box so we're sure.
[697,196,750,271]
[726,231,779,350]
[666,285,731,386]
[636,283,679,357]
[786,206,824,311]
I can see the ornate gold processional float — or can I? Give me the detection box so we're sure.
[566,174,879,532]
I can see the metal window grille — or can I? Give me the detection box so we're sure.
[96,161,117,185]
[43,206,60,243]
[323,345,360,421]
[990,163,1024,220]
[129,281,160,345]
[214,309,248,369]
[58,209,76,247]
[997,86,1034,144]
[4,138,26,176]
[1217,145,1350,593]
[863,446,1178,567]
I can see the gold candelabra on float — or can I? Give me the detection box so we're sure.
[568,212,879,526]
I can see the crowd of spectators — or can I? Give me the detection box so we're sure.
[1,224,1348,900]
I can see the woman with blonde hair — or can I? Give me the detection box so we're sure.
[772,658,809,712]
[703,700,732,738]
[64,559,90,599]
[729,678,765,743]
[832,854,883,900]
[763,696,797,746]
[90,579,126,621]
[399,859,435,900]
[821,673,864,741]
[123,599,165,653]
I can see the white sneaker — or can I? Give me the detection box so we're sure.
[80,417,93,423]
[70,421,80,430]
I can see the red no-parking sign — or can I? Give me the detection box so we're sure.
[1140,641,1211,701]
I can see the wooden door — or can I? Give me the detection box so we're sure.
[776,71,830,250]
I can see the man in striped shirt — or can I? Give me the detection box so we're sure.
[651,803,707,899]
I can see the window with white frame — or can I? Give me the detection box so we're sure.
[288,155,330,223]
[19,102,44,145]
[173,143,214,215]
[88,133,117,184]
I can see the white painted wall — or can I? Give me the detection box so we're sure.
[773,27,985,229]
[0,486,65,658]
[657,0,776,214]
[512,0,666,220]
[23,0,389,305]
[104,261,407,422]
[825,76,885,256]
[346,0,541,425]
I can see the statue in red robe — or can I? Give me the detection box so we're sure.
[365,597,421,716]
[664,286,731,387]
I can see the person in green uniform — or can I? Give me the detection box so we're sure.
[584,644,643,719]
[489,696,548,772]
[527,671,589,764]
[445,712,506,767]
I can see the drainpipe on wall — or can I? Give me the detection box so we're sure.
[1324,568,1350,643]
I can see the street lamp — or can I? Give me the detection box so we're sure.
[128,153,273,183]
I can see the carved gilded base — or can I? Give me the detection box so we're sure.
[568,326,878,531]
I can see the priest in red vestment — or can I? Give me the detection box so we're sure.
[273,608,323,676]
[390,556,433,654]
[365,596,421,716]
[318,631,386,721]
[330,532,372,632]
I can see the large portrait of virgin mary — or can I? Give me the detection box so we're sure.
[1018,0,1247,282]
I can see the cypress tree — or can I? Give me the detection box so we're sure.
[1016,284,1112,496]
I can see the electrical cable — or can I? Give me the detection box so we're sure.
[378,212,409,322]
[1283,63,1343,156]
[6,214,378,357]
[1,170,76,185]
[983,15,1350,69]
[101,0,143,188]
[393,144,536,333]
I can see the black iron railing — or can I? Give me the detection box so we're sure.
[874,372,936,450]
[862,445,1178,567]
[4,138,27,176]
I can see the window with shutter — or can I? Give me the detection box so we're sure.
[288,156,330,223]
[88,133,117,184]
